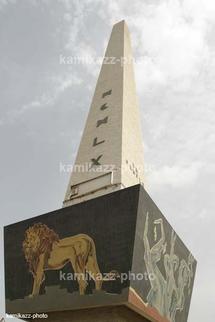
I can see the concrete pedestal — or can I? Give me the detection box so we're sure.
[31,306,150,322]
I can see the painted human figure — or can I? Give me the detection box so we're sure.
[143,213,167,315]
[143,213,195,322]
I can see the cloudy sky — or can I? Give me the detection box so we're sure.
[0,0,215,321]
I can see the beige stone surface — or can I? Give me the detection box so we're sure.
[63,20,144,206]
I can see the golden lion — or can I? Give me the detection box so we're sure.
[23,223,102,297]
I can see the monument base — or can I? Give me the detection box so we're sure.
[29,306,150,322]
[4,184,196,322]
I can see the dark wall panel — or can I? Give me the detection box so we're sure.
[4,185,139,313]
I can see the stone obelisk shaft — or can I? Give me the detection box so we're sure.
[63,20,144,207]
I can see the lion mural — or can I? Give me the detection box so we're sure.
[23,223,102,297]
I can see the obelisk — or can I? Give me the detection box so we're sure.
[63,20,144,206]
[4,20,196,322]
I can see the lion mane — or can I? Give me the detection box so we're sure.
[23,223,59,276]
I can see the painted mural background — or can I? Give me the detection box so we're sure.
[4,186,139,313]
